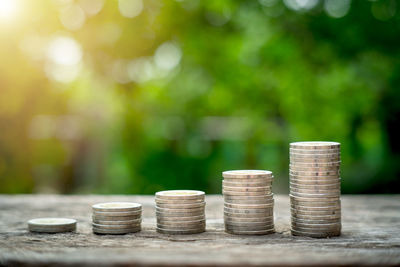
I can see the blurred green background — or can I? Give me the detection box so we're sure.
[0,0,399,195]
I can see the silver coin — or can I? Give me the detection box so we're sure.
[290,153,340,159]
[223,178,273,184]
[93,210,141,217]
[156,206,204,213]
[290,169,340,176]
[225,228,274,235]
[290,182,340,190]
[290,148,340,154]
[289,165,340,172]
[292,225,341,233]
[156,214,205,221]
[92,202,141,212]
[290,158,341,164]
[156,210,204,217]
[224,202,274,209]
[291,213,341,220]
[292,221,341,229]
[224,198,273,205]
[224,207,273,215]
[222,170,273,179]
[155,197,205,205]
[28,218,76,233]
[156,219,205,226]
[225,224,274,231]
[92,223,141,230]
[225,220,274,227]
[92,214,141,221]
[92,218,142,225]
[157,223,205,230]
[290,161,341,168]
[156,227,205,235]
[155,202,205,209]
[290,187,341,195]
[290,178,341,185]
[290,192,340,199]
[224,215,274,222]
[223,190,270,196]
[290,141,340,150]
[291,208,340,216]
[224,211,273,218]
[291,229,340,238]
[223,180,271,188]
[223,186,272,193]
[93,227,141,235]
[290,199,340,207]
[291,217,341,224]
[155,190,205,200]
[290,203,341,211]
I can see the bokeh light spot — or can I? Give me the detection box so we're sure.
[118,0,143,18]
[324,0,351,18]
[154,42,182,71]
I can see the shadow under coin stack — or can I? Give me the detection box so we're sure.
[92,202,142,235]
[289,141,341,238]
[155,190,206,234]
[223,170,275,235]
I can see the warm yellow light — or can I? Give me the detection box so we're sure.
[0,0,18,21]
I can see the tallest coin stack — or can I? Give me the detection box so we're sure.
[289,141,341,238]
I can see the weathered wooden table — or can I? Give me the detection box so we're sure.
[1,195,400,266]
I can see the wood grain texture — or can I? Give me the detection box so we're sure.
[0,194,400,266]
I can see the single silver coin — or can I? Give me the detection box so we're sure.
[223,190,270,196]
[224,207,273,215]
[290,153,340,159]
[290,204,341,211]
[290,141,340,150]
[156,210,204,217]
[92,223,141,230]
[224,211,273,219]
[92,214,141,221]
[290,182,340,190]
[225,224,274,231]
[156,227,205,235]
[290,148,340,154]
[291,208,341,216]
[289,170,340,176]
[156,214,205,221]
[290,158,341,164]
[291,228,340,238]
[155,202,205,209]
[292,225,341,233]
[223,180,271,188]
[156,223,205,230]
[93,210,141,217]
[224,219,274,226]
[290,178,341,185]
[223,185,272,192]
[291,213,341,220]
[225,228,274,235]
[292,221,341,229]
[224,202,274,209]
[156,206,204,213]
[289,165,340,172]
[223,177,273,184]
[93,227,141,235]
[155,190,205,200]
[224,215,274,223]
[28,218,76,233]
[290,161,341,168]
[92,202,142,212]
[92,218,142,225]
[290,192,340,199]
[155,197,204,204]
[156,219,205,226]
[290,187,341,195]
[222,170,273,179]
[291,217,341,224]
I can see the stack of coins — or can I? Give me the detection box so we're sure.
[28,218,77,233]
[222,170,275,235]
[92,202,142,235]
[155,190,206,234]
[289,141,341,238]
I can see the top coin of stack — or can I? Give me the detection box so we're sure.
[28,218,77,233]
[222,170,275,235]
[92,202,142,235]
[289,141,341,238]
[155,190,206,234]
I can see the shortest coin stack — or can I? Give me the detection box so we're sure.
[28,218,77,233]
[155,190,206,234]
[92,202,142,235]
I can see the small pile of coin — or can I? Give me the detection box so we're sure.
[92,202,142,235]
[289,141,341,238]
[155,190,206,234]
[222,170,274,235]
[28,218,77,233]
